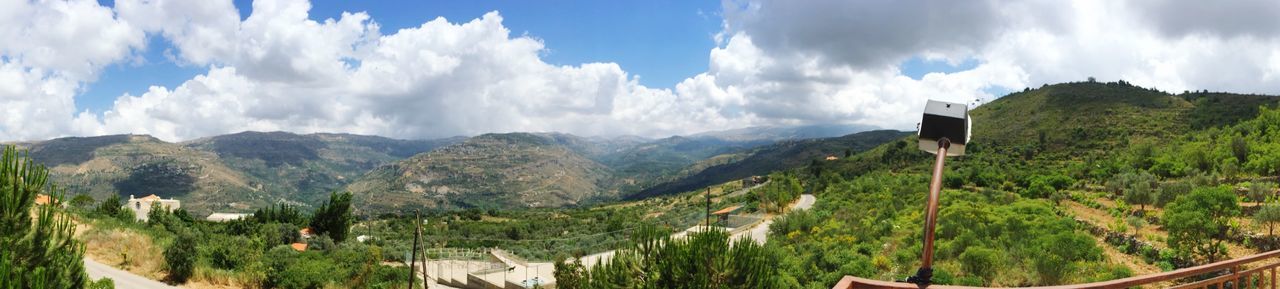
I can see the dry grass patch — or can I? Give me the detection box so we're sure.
[80,227,167,280]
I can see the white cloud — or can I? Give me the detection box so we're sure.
[3,0,1280,142]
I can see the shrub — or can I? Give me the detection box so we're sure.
[959,247,1000,284]
[164,233,198,283]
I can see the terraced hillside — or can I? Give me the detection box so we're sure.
[345,133,616,213]
[19,134,262,214]
[183,131,458,205]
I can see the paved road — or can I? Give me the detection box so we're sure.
[742,194,815,244]
[84,258,177,289]
[580,194,816,266]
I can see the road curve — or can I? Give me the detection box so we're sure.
[84,258,178,289]
[743,194,815,244]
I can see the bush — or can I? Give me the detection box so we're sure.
[164,233,198,283]
[959,247,1000,284]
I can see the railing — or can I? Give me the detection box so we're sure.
[835,249,1280,289]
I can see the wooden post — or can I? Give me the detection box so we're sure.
[419,215,429,288]
[408,211,421,289]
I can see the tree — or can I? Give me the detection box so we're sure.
[0,145,89,288]
[310,192,355,243]
[1165,186,1240,262]
[1123,172,1157,214]
[164,233,198,283]
[1256,203,1280,237]
[95,194,122,217]
[1232,136,1250,164]
[1249,182,1275,203]
[69,194,95,209]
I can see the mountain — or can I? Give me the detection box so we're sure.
[9,132,458,215]
[183,131,460,205]
[630,129,911,199]
[18,134,263,214]
[344,133,616,213]
[10,122,891,215]
[690,124,875,142]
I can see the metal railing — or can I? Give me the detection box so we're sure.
[834,249,1280,289]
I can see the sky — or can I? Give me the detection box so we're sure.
[2,0,1280,142]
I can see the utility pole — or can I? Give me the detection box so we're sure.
[418,215,429,288]
[408,210,421,289]
[705,187,711,228]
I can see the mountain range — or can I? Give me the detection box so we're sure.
[6,124,890,215]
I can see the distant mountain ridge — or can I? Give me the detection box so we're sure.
[9,124,891,215]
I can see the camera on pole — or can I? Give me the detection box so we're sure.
[906,100,971,288]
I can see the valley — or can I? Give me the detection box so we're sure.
[10,81,1280,289]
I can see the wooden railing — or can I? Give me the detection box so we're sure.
[834,249,1280,289]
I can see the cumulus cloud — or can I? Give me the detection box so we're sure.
[2,0,1280,142]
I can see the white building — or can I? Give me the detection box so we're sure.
[206,213,252,222]
[124,194,181,222]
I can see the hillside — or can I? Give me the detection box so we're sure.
[11,132,458,215]
[631,129,911,199]
[345,133,617,213]
[770,81,1280,287]
[183,131,458,204]
[20,134,263,214]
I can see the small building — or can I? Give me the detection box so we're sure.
[124,194,181,222]
[206,213,252,222]
[712,205,743,226]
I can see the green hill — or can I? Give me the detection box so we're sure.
[631,129,911,199]
[769,81,1280,287]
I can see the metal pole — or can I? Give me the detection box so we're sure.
[909,138,949,288]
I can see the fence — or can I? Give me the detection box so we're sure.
[834,249,1280,289]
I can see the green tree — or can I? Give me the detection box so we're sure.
[95,194,122,217]
[69,194,95,209]
[1123,172,1156,214]
[1165,186,1240,262]
[0,145,89,288]
[1232,136,1250,164]
[164,233,198,283]
[1256,203,1280,237]
[310,192,354,243]
[1248,182,1275,203]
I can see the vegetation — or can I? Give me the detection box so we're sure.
[29,81,1280,287]
[555,227,785,289]
[311,192,355,242]
[0,145,113,288]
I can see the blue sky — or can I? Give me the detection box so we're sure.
[18,0,1273,141]
[82,0,725,114]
